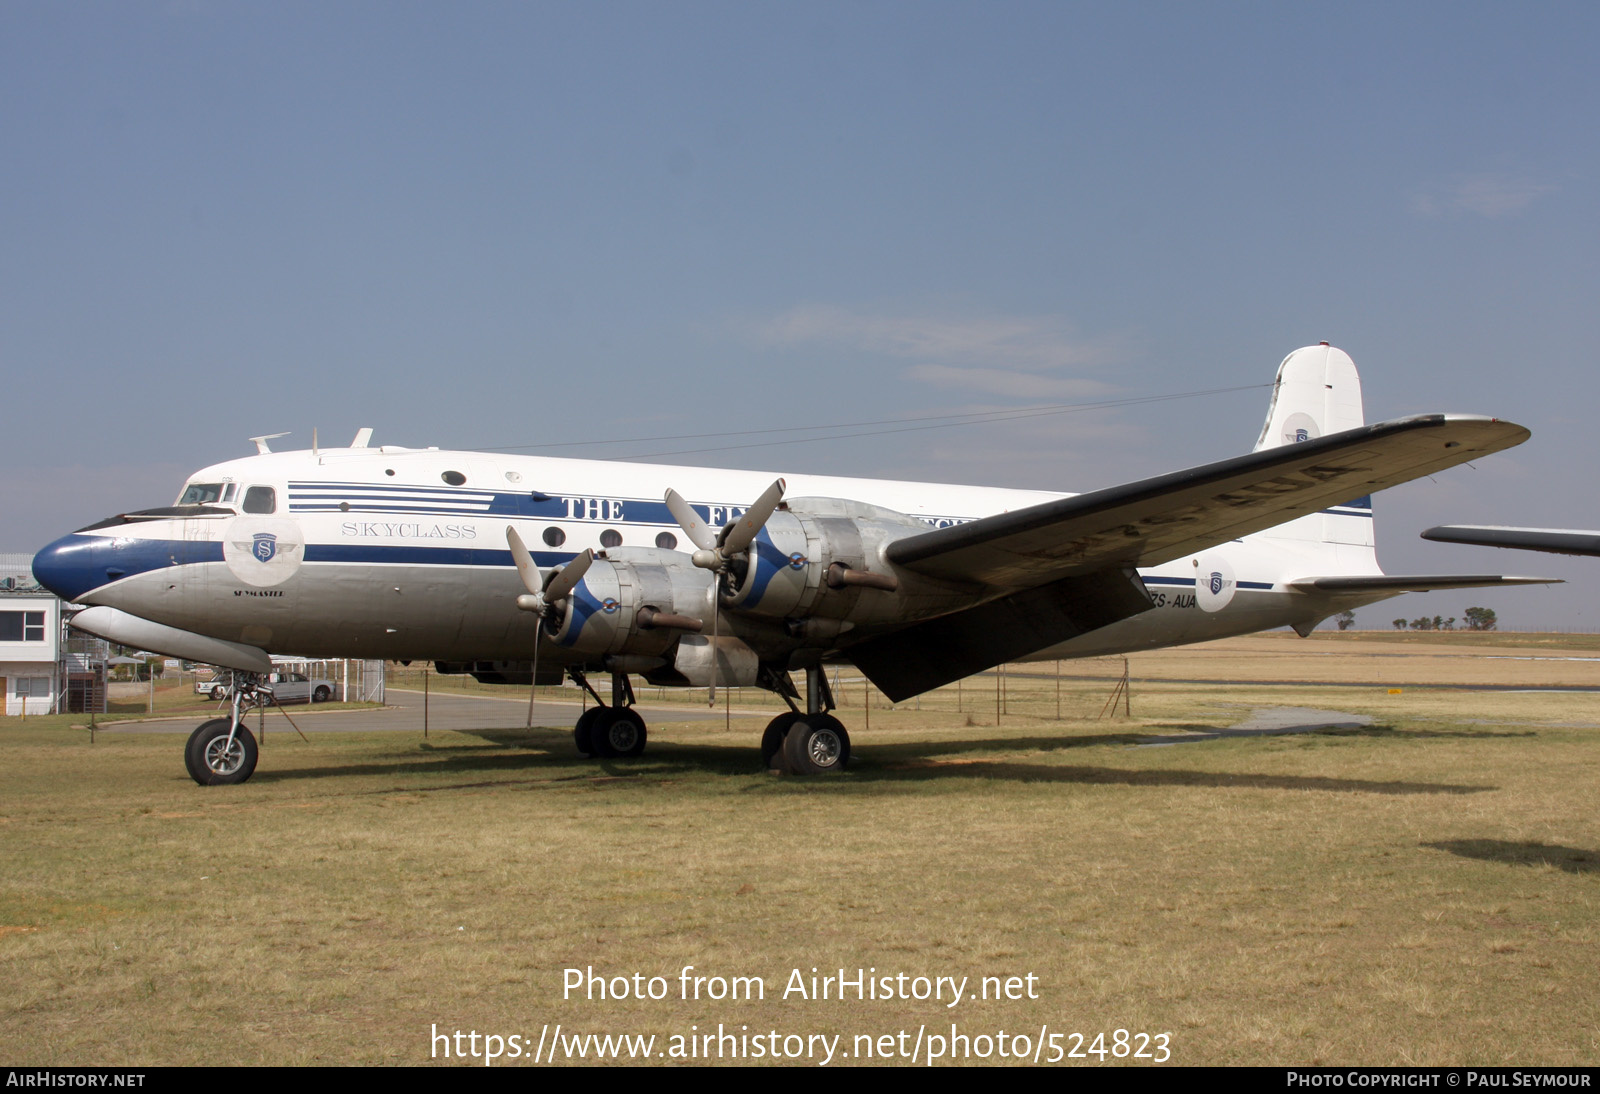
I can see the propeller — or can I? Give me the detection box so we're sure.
[665,478,785,574]
[662,479,785,705]
[507,526,593,726]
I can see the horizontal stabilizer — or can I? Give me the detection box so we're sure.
[1288,575,1560,594]
[1422,525,1600,557]
[889,414,1531,588]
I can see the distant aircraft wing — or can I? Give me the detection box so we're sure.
[887,414,1530,587]
[1422,525,1600,557]
[1287,574,1559,593]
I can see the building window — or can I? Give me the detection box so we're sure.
[0,611,45,642]
[13,677,50,697]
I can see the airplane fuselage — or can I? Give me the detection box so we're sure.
[34,443,1375,670]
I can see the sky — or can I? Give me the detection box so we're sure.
[3,1,1597,629]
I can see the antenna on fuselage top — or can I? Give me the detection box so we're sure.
[250,432,290,455]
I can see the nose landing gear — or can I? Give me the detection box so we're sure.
[185,671,276,785]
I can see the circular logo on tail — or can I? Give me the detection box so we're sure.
[1281,412,1319,445]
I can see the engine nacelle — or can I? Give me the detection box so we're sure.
[720,497,927,623]
[545,547,714,657]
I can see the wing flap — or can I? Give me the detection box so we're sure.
[887,414,1529,587]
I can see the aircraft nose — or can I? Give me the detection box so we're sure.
[32,533,124,603]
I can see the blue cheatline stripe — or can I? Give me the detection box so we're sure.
[303,544,573,568]
[292,482,982,528]
[31,534,225,601]
[1142,576,1275,590]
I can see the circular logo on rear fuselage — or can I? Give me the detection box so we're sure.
[1194,555,1237,613]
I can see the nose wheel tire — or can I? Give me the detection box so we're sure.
[590,707,648,758]
[782,714,851,775]
[184,718,259,786]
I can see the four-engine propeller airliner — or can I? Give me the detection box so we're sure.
[32,344,1555,784]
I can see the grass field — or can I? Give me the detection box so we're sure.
[1,632,1596,1066]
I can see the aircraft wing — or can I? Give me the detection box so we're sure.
[1422,526,1600,557]
[887,414,1530,587]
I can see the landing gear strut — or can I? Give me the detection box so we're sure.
[760,664,851,775]
[569,670,649,759]
[185,671,276,785]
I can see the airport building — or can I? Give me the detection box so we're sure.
[0,552,111,715]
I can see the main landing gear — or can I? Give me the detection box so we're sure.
[568,670,648,759]
[562,665,851,774]
[759,664,851,776]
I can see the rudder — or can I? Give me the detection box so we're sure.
[1254,342,1364,451]
[1253,343,1374,551]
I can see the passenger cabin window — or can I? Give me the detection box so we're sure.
[242,486,277,514]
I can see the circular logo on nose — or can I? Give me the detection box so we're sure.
[224,517,304,587]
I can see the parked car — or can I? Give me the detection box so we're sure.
[260,672,336,705]
[195,670,334,704]
[195,670,234,700]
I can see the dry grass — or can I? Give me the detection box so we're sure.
[1,632,1597,1065]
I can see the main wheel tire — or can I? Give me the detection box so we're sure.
[184,719,259,786]
[591,707,647,759]
[573,706,606,757]
[312,685,331,703]
[761,712,802,773]
[782,714,851,775]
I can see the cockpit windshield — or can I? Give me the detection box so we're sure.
[177,482,235,506]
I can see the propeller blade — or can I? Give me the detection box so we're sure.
[506,526,543,596]
[708,578,719,707]
[721,478,785,556]
[664,489,719,552]
[544,548,594,604]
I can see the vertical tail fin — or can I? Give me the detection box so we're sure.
[1254,342,1364,451]
[1254,344,1375,552]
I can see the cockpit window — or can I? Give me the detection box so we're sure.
[242,486,277,514]
[221,483,237,504]
[178,482,226,505]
